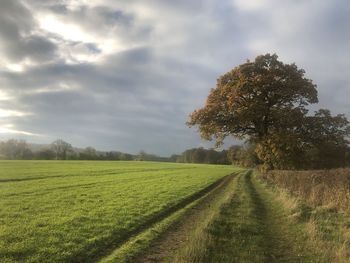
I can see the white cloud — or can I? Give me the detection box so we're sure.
[0,109,30,118]
[0,124,36,136]
[0,91,13,101]
[39,15,94,43]
[232,0,269,11]
[33,82,79,94]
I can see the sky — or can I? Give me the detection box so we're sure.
[0,0,349,155]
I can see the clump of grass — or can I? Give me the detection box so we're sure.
[260,168,350,214]
[170,173,241,262]
[258,170,350,262]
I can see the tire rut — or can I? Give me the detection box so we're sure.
[191,171,313,262]
[137,173,238,263]
[90,174,235,263]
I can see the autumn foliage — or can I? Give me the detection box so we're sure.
[188,54,350,170]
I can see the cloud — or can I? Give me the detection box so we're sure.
[237,0,350,116]
[0,1,57,66]
[0,0,349,155]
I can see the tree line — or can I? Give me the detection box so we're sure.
[175,147,230,164]
[5,136,346,169]
[0,139,133,161]
[0,139,239,165]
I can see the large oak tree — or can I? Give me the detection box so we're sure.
[188,54,317,145]
[188,54,349,170]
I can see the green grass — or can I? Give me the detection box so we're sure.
[306,206,350,262]
[0,161,237,263]
[100,180,215,263]
[204,171,269,262]
[173,171,318,262]
[258,172,350,262]
[170,171,241,262]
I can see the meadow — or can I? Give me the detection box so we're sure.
[260,169,350,214]
[0,161,236,263]
[259,169,350,262]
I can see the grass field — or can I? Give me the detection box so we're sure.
[0,161,237,263]
[169,171,319,262]
[259,169,350,262]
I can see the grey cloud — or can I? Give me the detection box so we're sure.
[0,0,349,155]
[0,45,214,153]
[221,0,350,118]
[0,1,57,63]
[27,1,152,45]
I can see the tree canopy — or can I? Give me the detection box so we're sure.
[188,54,318,144]
[188,54,350,170]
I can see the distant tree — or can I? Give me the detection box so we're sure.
[119,153,134,161]
[192,147,206,163]
[217,150,230,164]
[228,143,259,168]
[35,149,56,160]
[177,147,229,165]
[205,149,218,164]
[227,145,242,165]
[104,151,121,160]
[80,147,97,160]
[169,154,180,163]
[67,149,79,160]
[22,148,33,159]
[0,139,33,159]
[302,109,350,169]
[136,150,147,161]
[51,139,72,160]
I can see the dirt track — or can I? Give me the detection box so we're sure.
[137,173,237,262]
[137,171,317,262]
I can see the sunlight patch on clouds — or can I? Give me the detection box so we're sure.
[2,58,35,72]
[0,109,30,118]
[233,0,269,11]
[6,63,24,72]
[0,91,13,101]
[38,14,127,63]
[0,124,36,136]
[39,15,94,43]
[33,82,79,94]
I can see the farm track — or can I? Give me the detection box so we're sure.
[136,171,239,263]
[84,173,236,263]
[206,171,303,262]
[139,171,315,262]
[201,171,314,262]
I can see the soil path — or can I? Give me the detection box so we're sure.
[136,173,238,262]
[139,171,315,262]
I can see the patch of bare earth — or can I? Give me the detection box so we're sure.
[136,173,237,262]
